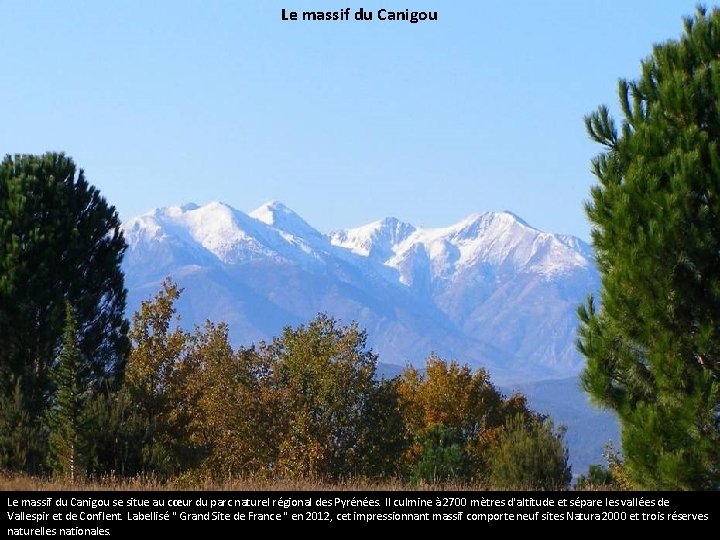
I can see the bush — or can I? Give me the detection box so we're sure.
[489,415,571,490]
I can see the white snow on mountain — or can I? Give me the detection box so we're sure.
[249,200,325,243]
[331,217,417,260]
[334,211,589,284]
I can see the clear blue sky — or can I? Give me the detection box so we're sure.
[0,1,703,239]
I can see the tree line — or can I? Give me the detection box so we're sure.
[2,272,572,488]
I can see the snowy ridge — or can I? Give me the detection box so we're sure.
[335,210,590,283]
[250,200,324,241]
[125,201,333,267]
[331,217,416,260]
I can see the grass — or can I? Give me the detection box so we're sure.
[0,472,485,491]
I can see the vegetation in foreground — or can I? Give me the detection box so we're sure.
[579,7,720,489]
[0,472,477,492]
[2,278,573,489]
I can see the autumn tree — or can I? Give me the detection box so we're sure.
[396,355,528,481]
[260,314,390,480]
[185,325,283,478]
[123,279,191,476]
[579,7,720,489]
[184,315,405,480]
[398,357,503,440]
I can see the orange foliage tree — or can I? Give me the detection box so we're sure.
[397,355,536,481]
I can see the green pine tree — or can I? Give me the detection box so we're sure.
[46,303,87,480]
[579,7,720,489]
[0,152,128,433]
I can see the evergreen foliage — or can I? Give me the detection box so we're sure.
[46,303,87,480]
[83,389,148,477]
[574,464,614,490]
[579,7,720,489]
[412,424,468,483]
[0,153,128,466]
[489,415,571,490]
[0,376,43,472]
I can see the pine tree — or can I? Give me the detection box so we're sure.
[579,7,720,489]
[46,303,86,480]
[0,152,128,468]
[0,376,43,472]
[412,424,468,484]
[83,389,148,478]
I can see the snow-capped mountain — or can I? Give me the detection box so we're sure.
[332,217,417,261]
[123,201,600,382]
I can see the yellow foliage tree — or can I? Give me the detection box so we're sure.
[186,325,285,478]
[259,314,394,480]
[123,278,191,475]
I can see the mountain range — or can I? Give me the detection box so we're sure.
[122,200,600,382]
[121,200,617,473]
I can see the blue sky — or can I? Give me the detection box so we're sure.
[0,1,702,239]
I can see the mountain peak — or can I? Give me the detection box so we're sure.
[331,216,416,259]
[450,210,535,237]
[499,210,531,228]
[197,200,236,216]
[249,200,322,238]
[158,200,234,218]
[249,200,294,224]
[179,202,200,212]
